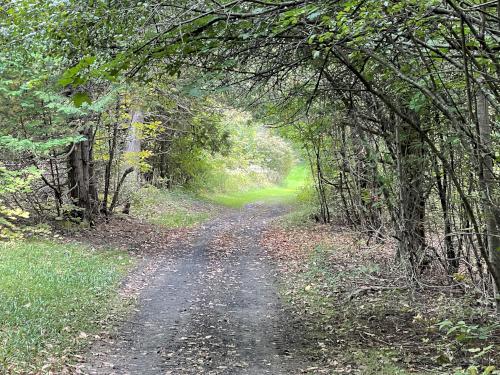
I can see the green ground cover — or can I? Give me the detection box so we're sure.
[0,241,131,372]
[132,187,214,228]
[206,164,310,208]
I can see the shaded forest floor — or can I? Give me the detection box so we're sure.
[261,223,500,374]
[55,199,499,375]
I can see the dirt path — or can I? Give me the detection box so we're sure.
[84,204,314,375]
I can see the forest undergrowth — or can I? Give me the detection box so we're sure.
[2,162,499,374]
[261,218,500,374]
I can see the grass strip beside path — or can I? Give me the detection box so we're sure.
[0,240,131,372]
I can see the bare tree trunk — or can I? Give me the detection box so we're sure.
[477,88,500,311]
[102,119,119,216]
[313,143,330,223]
[395,118,426,281]
[125,110,143,185]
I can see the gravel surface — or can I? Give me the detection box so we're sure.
[83,204,314,375]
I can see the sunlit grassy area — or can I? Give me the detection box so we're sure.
[150,210,211,228]
[132,187,214,228]
[206,164,310,208]
[0,241,131,372]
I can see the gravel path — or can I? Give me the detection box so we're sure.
[84,204,313,375]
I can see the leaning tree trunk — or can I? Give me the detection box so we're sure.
[67,127,98,221]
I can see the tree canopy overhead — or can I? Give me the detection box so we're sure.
[96,0,500,299]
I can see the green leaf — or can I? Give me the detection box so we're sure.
[307,10,322,21]
[72,92,91,107]
[58,56,96,87]
[409,92,427,112]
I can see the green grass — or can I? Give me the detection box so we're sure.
[351,350,416,375]
[206,164,310,208]
[150,211,211,228]
[0,240,131,372]
[132,187,213,228]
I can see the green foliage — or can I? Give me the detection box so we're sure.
[58,55,96,87]
[278,186,319,228]
[0,135,84,155]
[72,92,92,107]
[191,109,295,194]
[437,320,496,343]
[0,240,131,372]
[0,165,38,195]
[0,165,39,239]
[0,205,30,240]
[351,350,413,375]
[435,320,499,372]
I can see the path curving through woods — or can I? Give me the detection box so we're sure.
[84,204,314,375]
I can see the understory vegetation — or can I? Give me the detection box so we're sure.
[132,187,214,228]
[262,224,500,374]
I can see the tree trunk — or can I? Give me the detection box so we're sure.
[125,110,143,185]
[109,109,143,214]
[395,117,426,281]
[102,120,119,216]
[109,167,135,213]
[314,144,330,223]
[67,127,98,221]
[477,88,500,311]
[433,146,458,275]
